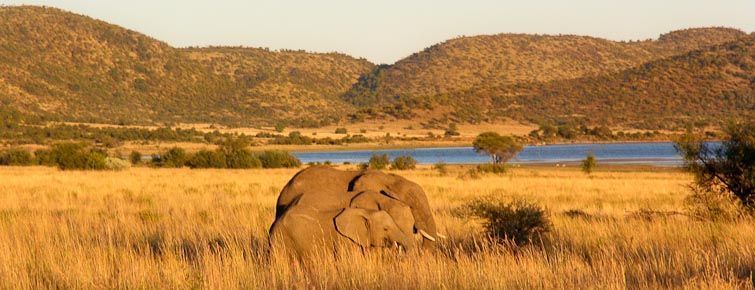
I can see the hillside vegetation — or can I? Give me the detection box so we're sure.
[183,47,373,126]
[0,6,371,127]
[0,6,750,131]
[344,28,751,128]
[445,36,755,128]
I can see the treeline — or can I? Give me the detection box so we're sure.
[0,121,249,146]
[263,131,370,145]
[527,124,665,142]
[0,143,120,170]
[149,140,301,169]
[0,141,301,170]
[0,122,381,147]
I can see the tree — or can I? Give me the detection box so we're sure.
[156,147,187,168]
[391,156,417,170]
[473,132,523,164]
[674,121,754,209]
[129,151,142,165]
[368,153,390,170]
[581,152,596,174]
[444,123,460,137]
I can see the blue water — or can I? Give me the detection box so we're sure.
[293,142,689,166]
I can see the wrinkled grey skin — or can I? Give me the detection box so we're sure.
[268,204,414,257]
[273,166,439,249]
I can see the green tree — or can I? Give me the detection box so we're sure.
[0,148,34,166]
[581,152,597,174]
[129,151,142,165]
[157,147,187,168]
[473,132,523,164]
[390,155,417,170]
[48,143,107,170]
[257,151,301,168]
[368,153,390,170]
[444,123,460,137]
[274,123,286,133]
[675,122,755,209]
[187,149,227,168]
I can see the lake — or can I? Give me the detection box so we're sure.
[293,142,689,166]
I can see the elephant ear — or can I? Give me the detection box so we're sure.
[335,208,371,247]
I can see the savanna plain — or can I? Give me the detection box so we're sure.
[0,165,752,289]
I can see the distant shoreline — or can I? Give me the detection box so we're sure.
[285,139,677,153]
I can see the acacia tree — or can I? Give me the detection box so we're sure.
[674,121,754,209]
[473,132,523,164]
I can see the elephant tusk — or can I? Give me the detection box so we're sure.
[419,229,436,241]
[437,233,448,239]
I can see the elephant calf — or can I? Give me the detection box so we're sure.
[269,166,440,257]
[269,192,415,256]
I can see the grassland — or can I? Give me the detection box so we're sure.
[0,166,752,288]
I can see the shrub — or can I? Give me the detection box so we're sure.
[48,143,107,170]
[581,153,596,174]
[34,149,55,166]
[476,163,507,174]
[274,124,285,133]
[256,151,301,168]
[0,148,34,166]
[225,149,261,169]
[459,197,551,246]
[444,123,460,137]
[129,151,142,165]
[368,153,390,170]
[433,162,448,176]
[155,147,188,168]
[105,157,131,171]
[458,167,482,180]
[390,155,417,170]
[675,121,754,209]
[335,128,348,134]
[684,190,744,221]
[187,149,227,169]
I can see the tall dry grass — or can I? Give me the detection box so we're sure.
[0,166,752,289]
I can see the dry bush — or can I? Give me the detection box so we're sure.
[456,197,551,246]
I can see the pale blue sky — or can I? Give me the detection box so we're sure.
[2,0,753,64]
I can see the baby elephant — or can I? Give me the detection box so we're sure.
[269,190,417,257]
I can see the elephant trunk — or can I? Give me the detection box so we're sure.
[390,230,416,251]
[401,186,438,249]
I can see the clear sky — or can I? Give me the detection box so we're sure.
[1,0,753,64]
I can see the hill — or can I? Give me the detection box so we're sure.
[421,36,755,129]
[0,6,750,131]
[0,6,372,126]
[343,28,748,126]
[182,47,373,126]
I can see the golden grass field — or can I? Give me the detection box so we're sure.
[0,165,752,289]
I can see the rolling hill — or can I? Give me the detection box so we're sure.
[343,28,749,126]
[183,47,373,127]
[441,36,755,129]
[0,6,373,126]
[0,5,750,131]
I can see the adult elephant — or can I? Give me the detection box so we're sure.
[273,166,439,249]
